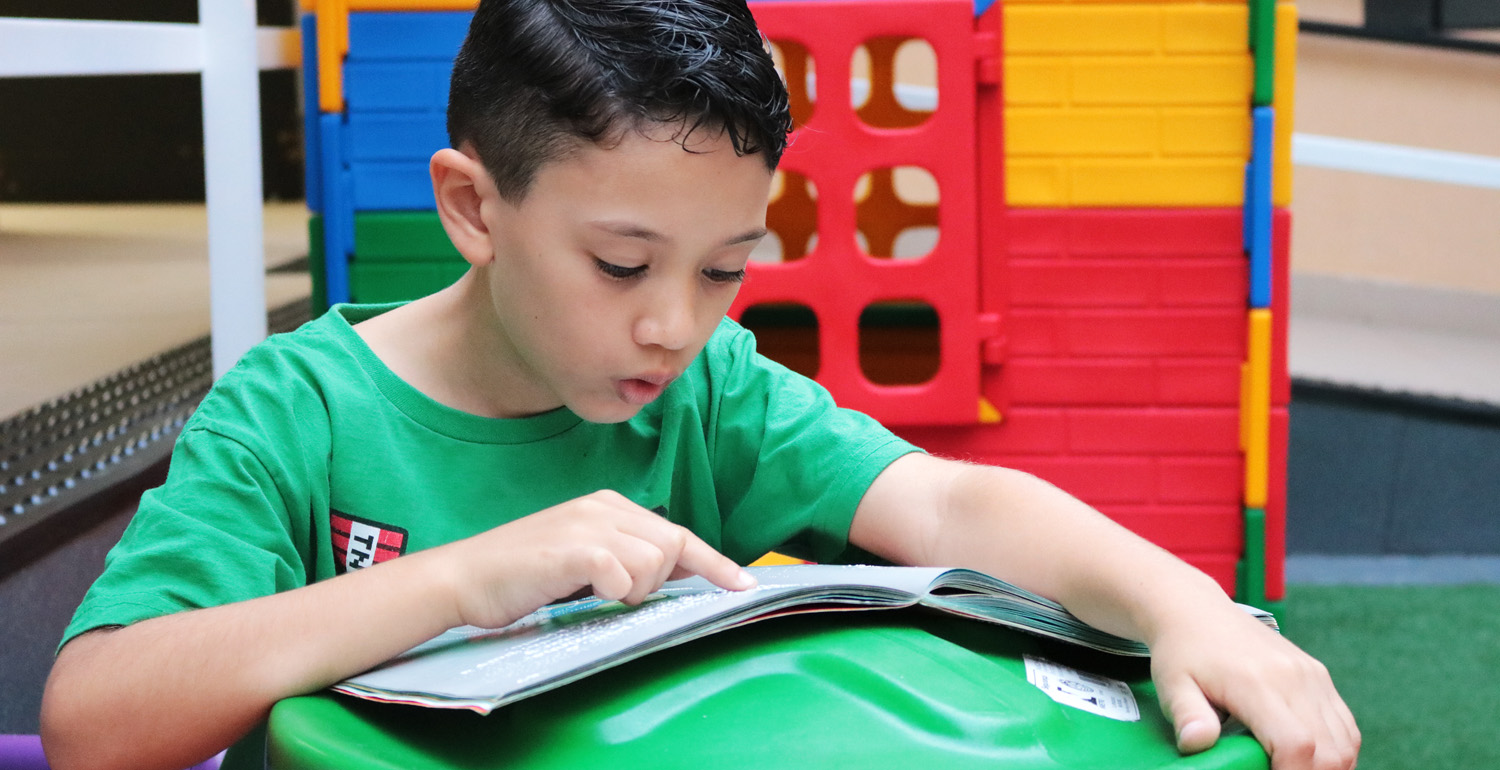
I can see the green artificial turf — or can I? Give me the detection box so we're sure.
[1280,584,1500,770]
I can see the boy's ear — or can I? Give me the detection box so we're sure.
[431,147,499,267]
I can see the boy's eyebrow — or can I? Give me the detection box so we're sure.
[591,221,768,247]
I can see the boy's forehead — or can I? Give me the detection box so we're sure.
[539,127,772,192]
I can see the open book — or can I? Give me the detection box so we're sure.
[333,564,1277,714]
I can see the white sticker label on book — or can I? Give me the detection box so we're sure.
[1023,655,1141,722]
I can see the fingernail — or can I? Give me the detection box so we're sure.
[1177,720,1208,750]
[737,569,757,589]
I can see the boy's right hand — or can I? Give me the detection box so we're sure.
[439,490,756,630]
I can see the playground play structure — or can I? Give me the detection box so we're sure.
[299,0,1297,611]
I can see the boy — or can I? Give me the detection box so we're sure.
[41,0,1359,768]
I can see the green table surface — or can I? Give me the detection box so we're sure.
[269,611,1269,770]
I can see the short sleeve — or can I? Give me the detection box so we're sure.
[60,423,317,651]
[705,323,922,563]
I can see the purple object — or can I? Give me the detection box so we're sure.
[0,736,222,770]
[0,736,48,770]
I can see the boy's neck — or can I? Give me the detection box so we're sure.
[352,272,557,420]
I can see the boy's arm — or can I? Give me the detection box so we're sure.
[849,454,1359,770]
[41,491,754,770]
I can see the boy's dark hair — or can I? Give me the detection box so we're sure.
[448,0,794,201]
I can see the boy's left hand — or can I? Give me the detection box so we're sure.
[851,456,1359,770]
[1147,604,1360,770]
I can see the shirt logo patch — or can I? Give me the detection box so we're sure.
[330,511,409,574]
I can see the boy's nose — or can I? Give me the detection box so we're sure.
[634,292,696,351]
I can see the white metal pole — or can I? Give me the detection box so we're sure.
[199,0,268,379]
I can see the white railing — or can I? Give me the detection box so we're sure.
[0,10,300,379]
[1292,134,1500,191]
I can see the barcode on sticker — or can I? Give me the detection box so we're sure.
[1023,655,1140,722]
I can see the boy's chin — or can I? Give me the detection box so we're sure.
[569,400,647,425]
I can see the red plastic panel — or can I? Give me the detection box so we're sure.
[1105,506,1244,554]
[974,5,1005,316]
[990,455,1157,505]
[1266,406,1288,600]
[900,408,1071,455]
[1155,360,1242,406]
[1007,260,1246,308]
[1157,457,1244,504]
[1000,359,1157,405]
[999,358,1241,407]
[735,0,979,424]
[1000,208,1243,259]
[1066,409,1240,455]
[1272,208,1291,408]
[1159,261,1251,307]
[1007,310,1246,357]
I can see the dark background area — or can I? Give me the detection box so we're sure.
[1287,382,1500,554]
[0,1,304,202]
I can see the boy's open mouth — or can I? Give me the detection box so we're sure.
[616,376,672,405]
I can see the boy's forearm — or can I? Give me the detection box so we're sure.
[938,464,1234,643]
[42,492,753,770]
[41,547,462,770]
[858,457,1233,645]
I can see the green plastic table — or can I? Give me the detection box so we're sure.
[269,612,1269,769]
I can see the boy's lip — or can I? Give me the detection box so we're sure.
[615,372,676,405]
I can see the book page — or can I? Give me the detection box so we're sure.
[335,564,948,712]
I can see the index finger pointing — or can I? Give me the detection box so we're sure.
[671,533,757,592]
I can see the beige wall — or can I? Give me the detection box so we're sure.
[1292,11,1500,295]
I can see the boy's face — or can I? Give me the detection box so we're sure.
[474,124,774,423]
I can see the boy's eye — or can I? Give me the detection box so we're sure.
[704,268,747,284]
[594,259,646,280]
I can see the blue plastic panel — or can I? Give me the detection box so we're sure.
[1245,107,1274,309]
[347,11,471,61]
[348,113,448,162]
[319,113,353,305]
[352,162,438,210]
[345,61,453,112]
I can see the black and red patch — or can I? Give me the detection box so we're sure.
[330,510,409,574]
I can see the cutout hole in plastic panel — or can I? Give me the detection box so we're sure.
[852,37,937,128]
[763,170,819,263]
[739,303,820,379]
[859,301,940,385]
[854,166,939,260]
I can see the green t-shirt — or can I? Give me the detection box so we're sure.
[64,303,919,767]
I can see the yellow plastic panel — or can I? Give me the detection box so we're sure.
[1007,159,1245,206]
[749,552,811,567]
[1070,56,1252,105]
[1003,1,1254,206]
[978,396,1002,424]
[316,0,350,113]
[1004,6,1161,54]
[1160,107,1252,155]
[1002,59,1070,106]
[1006,108,1158,156]
[1273,2,1298,206]
[1069,159,1245,205]
[1241,309,1272,508]
[1006,161,1069,205]
[1161,5,1249,53]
